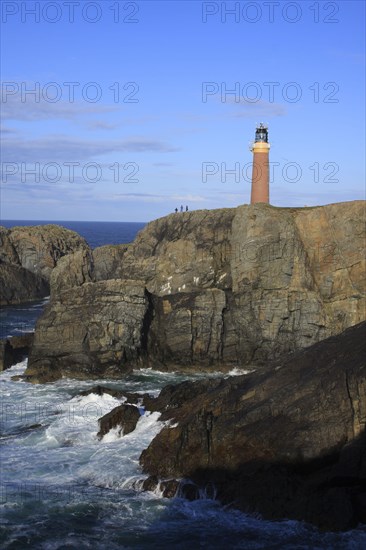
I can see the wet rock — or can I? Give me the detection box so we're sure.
[140,475,159,492]
[97,403,141,439]
[140,321,366,531]
[160,479,181,498]
[146,378,224,415]
[0,333,34,371]
[140,476,180,498]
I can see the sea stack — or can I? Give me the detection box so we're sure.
[250,123,270,204]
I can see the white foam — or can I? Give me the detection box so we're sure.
[79,411,164,488]
[0,358,28,381]
[226,367,253,377]
[2,352,366,547]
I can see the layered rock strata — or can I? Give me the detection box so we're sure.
[25,201,365,382]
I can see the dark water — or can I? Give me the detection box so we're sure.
[2,362,366,550]
[1,220,146,249]
[0,299,48,339]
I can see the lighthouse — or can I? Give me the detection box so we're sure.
[250,123,270,204]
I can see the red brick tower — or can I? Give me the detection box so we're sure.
[250,123,270,204]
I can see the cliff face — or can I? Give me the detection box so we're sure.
[25,201,366,382]
[0,225,88,305]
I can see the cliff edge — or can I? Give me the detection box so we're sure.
[25,201,366,382]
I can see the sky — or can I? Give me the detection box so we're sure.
[1,0,365,222]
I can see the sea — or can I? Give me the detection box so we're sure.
[1,220,366,549]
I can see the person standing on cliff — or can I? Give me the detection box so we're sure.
[180,205,183,212]
[175,208,178,213]
[185,205,188,212]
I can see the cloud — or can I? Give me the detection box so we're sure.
[86,120,119,130]
[230,99,287,119]
[1,135,179,163]
[1,93,158,131]
[0,126,17,135]
[1,93,119,122]
[112,193,209,203]
[271,185,366,207]
[172,194,208,202]
[207,92,287,118]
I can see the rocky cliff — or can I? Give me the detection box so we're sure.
[0,225,88,305]
[138,321,366,531]
[25,201,366,382]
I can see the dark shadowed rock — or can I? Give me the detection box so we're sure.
[0,333,34,371]
[25,281,150,383]
[140,322,366,530]
[146,378,224,413]
[0,264,50,305]
[97,404,141,439]
[140,476,181,498]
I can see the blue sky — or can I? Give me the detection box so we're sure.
[1,0,365,222]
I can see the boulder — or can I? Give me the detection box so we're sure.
[97,404,140,439]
